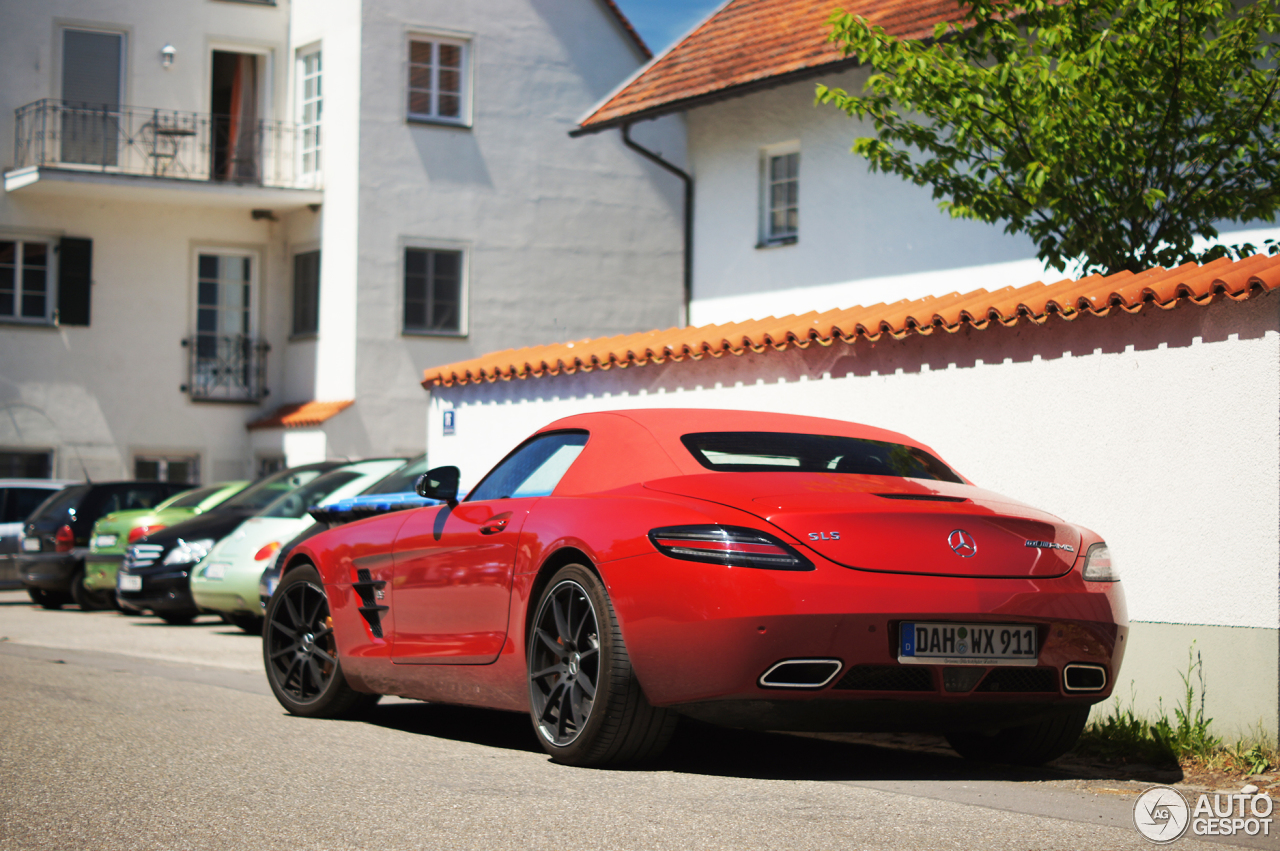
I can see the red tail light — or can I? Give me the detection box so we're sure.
[254,541,281,562]
[128,524,166,544]
[648,525,814,571]
[55,525,76,553]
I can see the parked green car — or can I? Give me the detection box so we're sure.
[83,481,249,601]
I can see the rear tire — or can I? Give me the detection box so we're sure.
[945,705,1091,765]
[263,563,379,718]
[28,587,71,610]
[526,563,676,767]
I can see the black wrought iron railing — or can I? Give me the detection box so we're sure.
[181,334,270,402]
[14,99,316,188]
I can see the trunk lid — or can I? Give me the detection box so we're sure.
[644,473,1078,578]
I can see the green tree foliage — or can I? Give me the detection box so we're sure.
[817,0,1280,275]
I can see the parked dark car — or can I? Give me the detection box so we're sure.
[19,481,193,609]
[117,462,343,624]
[0,479,77,589]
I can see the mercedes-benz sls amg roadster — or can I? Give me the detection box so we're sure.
[263,409,1126,768]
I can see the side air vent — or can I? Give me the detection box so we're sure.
[832,664,934,691]
[352,568,388,639]
[874,494,969,503]
[758,659,842,689]
[976,666,1059,693]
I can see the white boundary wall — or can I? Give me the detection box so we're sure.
[426,293,1280,737]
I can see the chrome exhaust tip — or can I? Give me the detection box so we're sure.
[1063,663,1108,692]
[758,658,843,689]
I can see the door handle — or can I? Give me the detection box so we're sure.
[479,516,509,535]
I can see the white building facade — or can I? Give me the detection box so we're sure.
[1,0,684,482]
[574,0,1280,327]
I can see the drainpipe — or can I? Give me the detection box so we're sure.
[621,123,693,327]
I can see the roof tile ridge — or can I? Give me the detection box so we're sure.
[1241,253,1280,296]
[1195,253,1280,302]
[1141,256,1251,307]
[1014,277,1097,321]
[823,300,909,341]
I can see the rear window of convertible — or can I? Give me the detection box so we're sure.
[680,432,963,483]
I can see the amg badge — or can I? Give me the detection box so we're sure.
[1025,540,1075,552]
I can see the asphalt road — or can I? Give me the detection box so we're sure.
[0,590,1271,851]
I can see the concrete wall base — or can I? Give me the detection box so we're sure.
[1096,621,1279,742]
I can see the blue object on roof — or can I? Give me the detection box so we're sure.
[307,491,435,525]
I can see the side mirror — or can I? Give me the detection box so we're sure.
[414,466,460,506]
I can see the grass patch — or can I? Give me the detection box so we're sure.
[1075,643,1277,776]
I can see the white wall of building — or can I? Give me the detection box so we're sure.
[427,293,1280,737]
[327,0,685,460]
[683,67,1280,325]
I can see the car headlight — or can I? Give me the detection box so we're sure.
[162,538,215,566]
[1082,542,1118,582]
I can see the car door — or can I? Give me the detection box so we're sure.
[389,431,588,665]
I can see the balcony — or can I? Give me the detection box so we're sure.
[6,100,321,208]
[181,334,270,403]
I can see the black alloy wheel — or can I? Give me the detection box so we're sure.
[526,564,676,767]
[529,576,601,748]
[262,563,378,718]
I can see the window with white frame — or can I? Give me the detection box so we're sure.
[403,246,464,335]
[761,145,800,245]
[134,454,200,484]
[297,49,321,176]
[0,239,51,321]
[407,36,468,123]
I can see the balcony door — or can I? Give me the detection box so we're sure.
[191,252,259,401]
[211,51,261,182]
[61,29,123,166]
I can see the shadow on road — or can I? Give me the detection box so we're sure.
[354,702,1183,784]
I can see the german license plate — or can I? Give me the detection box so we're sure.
[118,574,142,592]
[93,534,118,549]
[204,562,226,580]
[899,622,1038,666]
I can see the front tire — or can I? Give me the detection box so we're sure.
[526,564,676,767]
[945,705,1091,765]
[263,563,379,718]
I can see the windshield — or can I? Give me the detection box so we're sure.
[259,470,362,518]
[681,432,963,483]
[164,484,232,510]
[217,468,330,513]
[29,485,89,525]
[361,455,428,496]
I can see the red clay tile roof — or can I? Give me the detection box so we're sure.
[422,255,1280,387]
[577,0,964,132]
[246,400,354,431]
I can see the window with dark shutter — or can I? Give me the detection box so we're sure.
[57,237,92,326]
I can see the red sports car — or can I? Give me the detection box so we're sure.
[263,409,1126,767]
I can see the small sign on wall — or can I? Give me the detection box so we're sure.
[442,409,456,435]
